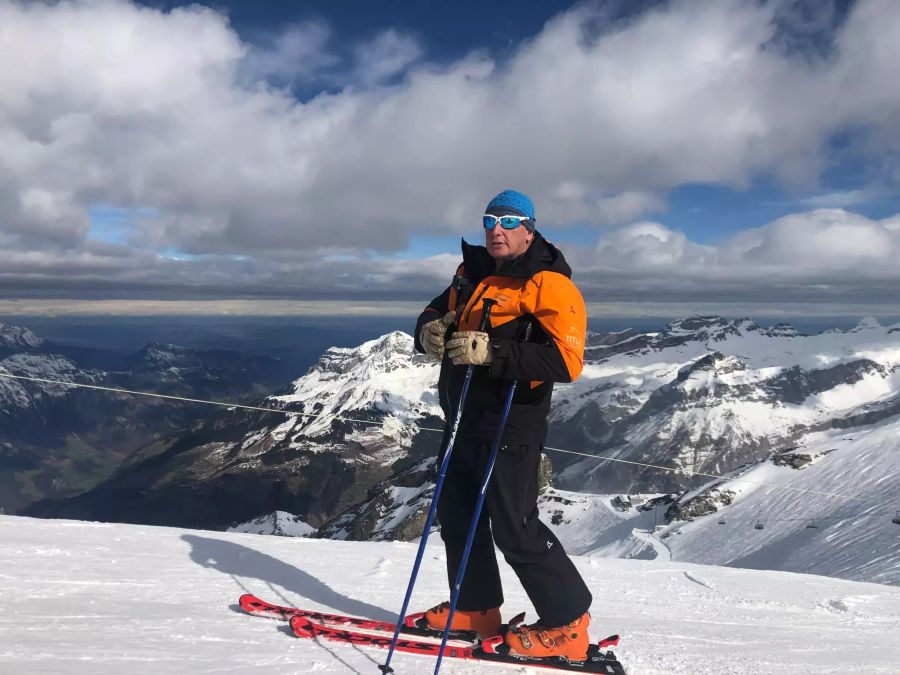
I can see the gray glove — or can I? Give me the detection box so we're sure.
[419,311,457,361]
[446,331,493,366]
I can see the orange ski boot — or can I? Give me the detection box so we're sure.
[504,612,590,661]
[423,601,502,638]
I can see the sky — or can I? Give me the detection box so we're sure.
[2,0,900,317]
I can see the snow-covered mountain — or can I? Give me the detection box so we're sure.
[2,514,899,674]
[228,510,317,537]
[0,352,99,411]
[0,323,44,350]
[656,414,900,585]
[315,456,437,542]
[266,331,440,463]
[27,332,443,530]
[553,315,900,493]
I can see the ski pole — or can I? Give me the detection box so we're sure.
[379,297,498,674]
[432,374,518,675]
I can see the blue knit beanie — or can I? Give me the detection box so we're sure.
[486,190,536,230]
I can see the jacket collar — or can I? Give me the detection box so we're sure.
[460,231,572,282]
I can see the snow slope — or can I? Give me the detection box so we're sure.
[660,416,900,585]
[538,411,900,587]
[539,489,664,561]
[2,515,900,675]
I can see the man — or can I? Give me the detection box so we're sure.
[413,189,592,661]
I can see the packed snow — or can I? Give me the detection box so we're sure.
[2,515,900,674]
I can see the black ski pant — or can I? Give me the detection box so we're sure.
[436,436,592,627]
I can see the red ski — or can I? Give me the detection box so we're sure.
[290,614,627,674]
[238,593,478,641]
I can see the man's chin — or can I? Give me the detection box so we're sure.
[488,245,508,258]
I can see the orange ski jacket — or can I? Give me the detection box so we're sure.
[414,232,587,445]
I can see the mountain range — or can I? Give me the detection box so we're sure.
[0,323,287,512]
[13,315,900,585]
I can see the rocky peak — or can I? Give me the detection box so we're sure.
[586,328,641,348]
[763,322,802,338]
[660,316,746,344]
[272,330,438,441]
[315,332,414,376]
[228,511,317,537]
[851,316,883,331]
[137,342,192,364]
[676,352,746,381]
[0,324,44,349]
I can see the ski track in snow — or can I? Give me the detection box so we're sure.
[2,515,900,675]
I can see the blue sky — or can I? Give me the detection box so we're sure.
[2,0,900,316]
[142,0,599,73]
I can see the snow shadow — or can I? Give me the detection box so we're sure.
[182,534,393,620]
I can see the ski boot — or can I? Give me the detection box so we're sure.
[504,611,590,661]
[421,601,502,638]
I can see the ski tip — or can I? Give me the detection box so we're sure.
[238,594,261,612]
[289,615,314,638]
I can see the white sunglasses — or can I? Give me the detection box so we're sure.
[482,214,532,229]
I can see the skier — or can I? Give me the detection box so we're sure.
[414,189,593,661]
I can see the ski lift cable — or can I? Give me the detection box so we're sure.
[540,444,867,502]
[0,371,876,505]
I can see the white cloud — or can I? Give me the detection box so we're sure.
[15,188,90,244]
[573,208,900,303]
[240,21,337,86]
[722,209,896,269]
[594,220,714,268]
[544,187,666,226]
[799,189,880,208]
[353,29,423,86]
[1,0,900,305]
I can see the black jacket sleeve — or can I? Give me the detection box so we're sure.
[488,328,574,383]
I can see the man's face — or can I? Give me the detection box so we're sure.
[485,221,534,261]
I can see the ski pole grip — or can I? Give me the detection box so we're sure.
[478,297,497,332]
